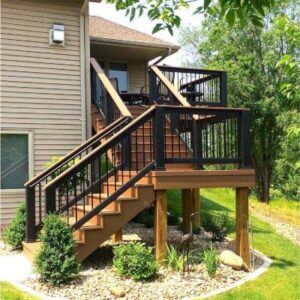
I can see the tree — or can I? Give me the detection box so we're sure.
[179,0,299,202]
[105,0,275,33]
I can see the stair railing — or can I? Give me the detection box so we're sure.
[42,105,250,234]
[25,116,130,242]
[91,58,132,124]
[43,106,156,231]
[149,65,227,107]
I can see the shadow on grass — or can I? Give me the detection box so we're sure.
[268,256,296,269]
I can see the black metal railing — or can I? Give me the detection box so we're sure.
[43,107,156,232]
[26,105,250,241]
[150,65,227,107]
[24,117,130,241]
[154,106,250,169]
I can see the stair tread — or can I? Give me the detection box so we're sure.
[89,193,138,201]
[75,204,121,215]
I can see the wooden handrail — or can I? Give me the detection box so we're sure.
[150,66,191,107]
[90,58,132,118]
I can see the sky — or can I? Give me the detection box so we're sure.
[89,2,203,65]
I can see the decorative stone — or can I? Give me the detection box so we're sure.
[219,250,243,270]
[110,286,125,298]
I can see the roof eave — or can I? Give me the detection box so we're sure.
[90,36,180,53]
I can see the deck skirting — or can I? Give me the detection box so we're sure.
[151,169,255,190]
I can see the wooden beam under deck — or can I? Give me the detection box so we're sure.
[150,169,255,190]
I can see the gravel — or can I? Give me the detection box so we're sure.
[251,211,300,245]
[23,223,264,300]
[0,240,21,256]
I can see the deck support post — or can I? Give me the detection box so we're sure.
[154,189,167,261]
[236,187,250,269]
[182,189,193,234]
[112,229,123,243]
[191,188,201,227]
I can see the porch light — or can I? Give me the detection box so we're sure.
[49,24,65,46]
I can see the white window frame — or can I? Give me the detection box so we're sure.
[0,130,34,194]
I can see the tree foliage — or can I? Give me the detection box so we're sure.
[105,0,275,33]
[180,0,299,202]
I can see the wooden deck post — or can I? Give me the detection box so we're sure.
[112,229,123,243]
[191,188,201,227]
[236,187,250,269]
[154,189,167,261]
[182,189,193,234]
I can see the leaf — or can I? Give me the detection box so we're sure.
[225,9,235,27]
[152,23,163,34]
[130,7,136,21]
[204,0,212,10]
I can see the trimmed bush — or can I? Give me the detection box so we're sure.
[202,212,229,241]
[3,202,26,249]
[34,214,80,285]
[113,242,158,280]
[203,247,218,278]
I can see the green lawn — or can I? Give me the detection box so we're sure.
[0,281,38,300]
[168,188,300,300]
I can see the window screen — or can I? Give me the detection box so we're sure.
[1,134,29,189]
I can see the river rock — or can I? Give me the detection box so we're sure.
[219,250,243,270]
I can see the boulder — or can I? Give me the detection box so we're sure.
[219,250,243,270]
[110,286,125,298]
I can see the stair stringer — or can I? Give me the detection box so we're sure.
[75,184,155,261]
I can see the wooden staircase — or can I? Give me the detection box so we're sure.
[23,59,252,265]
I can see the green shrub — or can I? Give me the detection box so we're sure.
[44,156,86,195]
[202,212,229,241]
[165,244,185,272]
[113,242,158,280]
[34,214,80,285]
[203,248,218,278]
[3,202,26,249]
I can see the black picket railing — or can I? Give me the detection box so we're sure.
[43,107,156,232]
[24,117,130,241]
[150,65,227,107]
[154,105,250,169]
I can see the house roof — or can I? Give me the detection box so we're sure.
[89,16,180,51]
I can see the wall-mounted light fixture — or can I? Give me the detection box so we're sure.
[49,23,65,47]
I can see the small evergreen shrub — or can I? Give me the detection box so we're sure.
[165,244,185,272]
[3,202,26,249]
[203,248,218,278]
[34,214,80,285]
[202,212,229,241]
[113,242,158,280]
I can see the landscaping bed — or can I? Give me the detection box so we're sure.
[23,223,264,300]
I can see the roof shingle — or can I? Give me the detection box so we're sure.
[89,16,179,50]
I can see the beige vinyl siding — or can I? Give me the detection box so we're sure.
[128,62,147,93]
[0,0,84,226]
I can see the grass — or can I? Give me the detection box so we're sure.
[0,281,38,300]
[249,195,300,227]
[168,188,300,300]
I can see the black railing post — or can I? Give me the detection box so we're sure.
[123,135,132,170]
[149,69,158,105]
[25,186,36,242]
[192,119,203,170]
[240,111,251,168]
[45,186,56,214]
[220,72,227,107]
[153,106,165,170]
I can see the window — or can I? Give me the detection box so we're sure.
[1,134,29,189]
[109,63,128,93]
